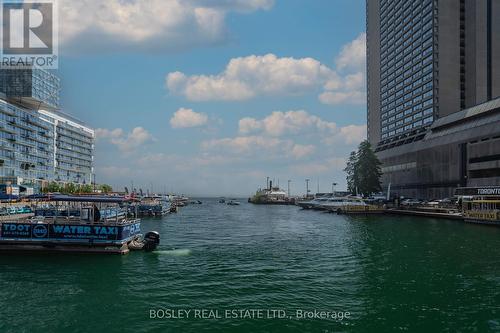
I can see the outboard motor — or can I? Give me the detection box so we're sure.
[143,231,160,252]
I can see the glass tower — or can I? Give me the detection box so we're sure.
[378,0,435,142]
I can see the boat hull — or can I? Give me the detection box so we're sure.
[0,241,130,254]
[0,220,142,255]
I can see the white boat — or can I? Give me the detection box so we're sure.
[319,197,367,213]
[296,197,331,210]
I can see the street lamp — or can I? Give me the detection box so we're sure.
[306,179,310,198]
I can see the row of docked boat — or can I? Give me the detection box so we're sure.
[126,194,191,217]
[297,195,384,214]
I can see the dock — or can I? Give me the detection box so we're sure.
[386,208,464,220]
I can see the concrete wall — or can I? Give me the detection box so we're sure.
[492,0,500,99]
[378,106,500,199]
[437,0,462,117]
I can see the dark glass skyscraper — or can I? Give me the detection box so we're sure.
[367,0,500,199]
[367,0,500,151]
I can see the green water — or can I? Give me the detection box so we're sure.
[1,199,500,333]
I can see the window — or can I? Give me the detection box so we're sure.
[423,54,433,64]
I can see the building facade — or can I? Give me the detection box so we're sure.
[38,110,94,184]
[367,0,500,199]
[0,68,94,190]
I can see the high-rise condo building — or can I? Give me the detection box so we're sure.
[367,0,500,199]
[0,68,94,192]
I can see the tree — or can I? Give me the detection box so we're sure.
[80,184,94,193]
[99,184,113,194]
[344,151,358,194]
[43,181,61,193]
[344,140,382,196]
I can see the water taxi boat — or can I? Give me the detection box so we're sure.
[0,195,160,254]
[455,187,500,225]
[133,196,171,217]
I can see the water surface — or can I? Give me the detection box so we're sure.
[1,199,500,332]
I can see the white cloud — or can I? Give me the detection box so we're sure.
[319,90,366,105]
[170,108,209,128]
[201,135,288,155]
[166,33,367,105]
[167,54,335,101]
[238,110,337,137]
[237,110,366,146]
[59,0,274,53]
[290,157,347,175]
[96,127,154,152]
[338,124,367,145]
[321,124,367,146]
[291,144,316,159]
[336,33,366,71]
[320,33,367,106]
[95,128,124,140]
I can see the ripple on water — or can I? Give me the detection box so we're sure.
[1,200,500,333]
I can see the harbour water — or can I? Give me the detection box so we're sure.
[1,199,500,332]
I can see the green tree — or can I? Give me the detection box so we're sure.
[99,184,113,194]
[344,151,358,194]
[80,184,94,193]
[354,140,382,195]
[65,183,77,194]
[344,140,383,196]
[44,182,61,193]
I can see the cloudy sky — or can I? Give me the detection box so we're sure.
[58,0,367,196]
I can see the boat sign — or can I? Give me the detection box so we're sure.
[0,222,141,242]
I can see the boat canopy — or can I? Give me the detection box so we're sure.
[27,194,132,203]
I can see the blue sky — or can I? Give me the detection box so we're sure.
[57,0,367,196]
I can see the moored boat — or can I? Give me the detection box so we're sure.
[0,195,160,254]
[456,187,500,225]
[296,197,330,210]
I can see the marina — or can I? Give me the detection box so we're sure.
[1,198,499,332]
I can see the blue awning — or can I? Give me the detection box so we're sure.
[29,195,130,203]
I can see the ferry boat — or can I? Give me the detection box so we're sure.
[455,187,500,225]
[249,183,294,205]
[0,195,160,254]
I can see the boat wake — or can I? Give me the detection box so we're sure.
[153,248,192,256]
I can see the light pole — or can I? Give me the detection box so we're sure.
[306,179,310,198]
